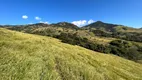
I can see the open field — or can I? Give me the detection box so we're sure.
[0,28,142,80]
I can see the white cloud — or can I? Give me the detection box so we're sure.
[29,23,33,24]
[72,19,95,27]
[39,21,43,23]
[35,16,41,20]
[88,19,95,24]
[22,15,28,19]
[72,20,87,27]
[44,22,49,24]
[39,21,49,24]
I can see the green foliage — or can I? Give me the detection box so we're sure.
[109,40,142,60]
[92,29,142,42]
[112,32,142,42]
[54,32,142,62]
[92,30,112,37]
[110,40,132,48]
[54,32,110,53]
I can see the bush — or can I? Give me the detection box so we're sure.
[109,40,142,60]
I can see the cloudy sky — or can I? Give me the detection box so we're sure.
[0,0,142,27]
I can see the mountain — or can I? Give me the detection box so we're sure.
[83,21,119,31]
[1,22,78,29]
[83,21,142,33]
[51,22,79,29]
[1,21,141,33]
[0,28,142,80]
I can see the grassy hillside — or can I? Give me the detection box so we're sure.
[83,21,142,33]
[0,28,142,80]
[6,24,114,45]
[113,26,142,33]
[2,22,142,64]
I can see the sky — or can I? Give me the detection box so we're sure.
[0,0,142,28]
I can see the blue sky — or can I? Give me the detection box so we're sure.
[0,0,142,28]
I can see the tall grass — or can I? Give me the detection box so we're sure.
[0,28,142,80]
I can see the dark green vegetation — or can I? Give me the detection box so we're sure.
[55,33,142,62]
[2,21,142,63]
[92,29,142,42]
[1,28,142,80]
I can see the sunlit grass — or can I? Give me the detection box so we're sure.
[0,28,142,80]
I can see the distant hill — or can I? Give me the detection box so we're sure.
[82,21,142,33]
[0,28,142,80]
[1,21,142,32]
[1,22,78,30]
[51,22,79,29]
[83,21,118,31]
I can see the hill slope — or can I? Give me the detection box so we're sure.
[83,21,142,33]
[83,21,118,31]
[0,28,142,80]
[5,23,142,62]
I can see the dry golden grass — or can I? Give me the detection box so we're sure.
[0,28,142,80]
